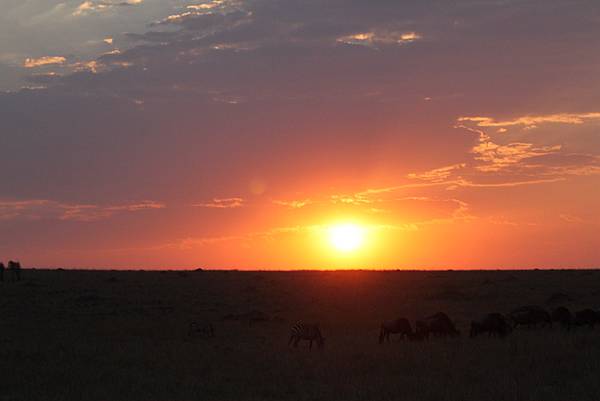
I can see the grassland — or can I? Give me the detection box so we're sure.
[2,269,600,401]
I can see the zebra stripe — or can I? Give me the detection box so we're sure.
[288,322,325,349]
[188,322,215,338]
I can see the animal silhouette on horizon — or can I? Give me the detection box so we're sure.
[509,306,552,329]
[413,320,430,340]
[288,322,325,350]
[379,318,413,343]
[573,309,600,328]
[470,313,512,338]
[7,260,21,282]
[188,322,215,338]
[423,312,460,337]
[552,307,573,330]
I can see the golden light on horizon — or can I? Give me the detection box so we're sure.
[328,223,366,253]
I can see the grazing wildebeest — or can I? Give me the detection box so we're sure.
[379,318,413,344]
[425,312,460,337]
[0,262,4,282]
[470,313,511,338]
[188,322,215,338]
[414,320,430,340]
[573,309,600,328]
[404,321,430,341]
[552,307,573,330]
[288,322,325,350]
[509,306,552,329]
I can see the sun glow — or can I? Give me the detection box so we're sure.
[328,223,366,252]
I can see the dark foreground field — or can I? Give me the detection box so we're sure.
[2,269,600,401]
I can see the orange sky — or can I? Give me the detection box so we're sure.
[1,1,600,269]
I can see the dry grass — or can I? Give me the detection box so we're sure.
[1,269,600,400]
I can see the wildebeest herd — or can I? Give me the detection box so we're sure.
[381,305,600,344]
[379,305,600,345]
[187,304,600,350]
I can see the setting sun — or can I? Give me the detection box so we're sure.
[328,223,366,252]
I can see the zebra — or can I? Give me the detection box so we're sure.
[188,322,215,338]
[288,322,325,350]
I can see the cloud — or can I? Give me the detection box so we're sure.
[193,197,244,208]
[162,224,313,250]
[153,0,244,25]
[162,221,421,251]
[23,56,66,68]
[337,31,422,47]
[104,201,164,212]
[407,163,466,182]
[272,199,312,209]
[186,1,227,12]
[471,133,562,172]
[451,177,566,188]
[459,112,600,129]
[73,0,144,17]
[559,214,584,224]
[463,123,600,177]
[169,196,473,251]
[0,199,164,222]
[330,194,373,205]
[71,60,102,73]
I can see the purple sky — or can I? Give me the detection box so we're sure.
[1,1,600,269]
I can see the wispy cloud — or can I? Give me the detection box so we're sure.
[457,121,600,177]
[154,0,244,25]
[459,112,600,130]
[161,222,420,251]
[407,163,466,182]
[23,56,66,68]
[330,193,373,205]
[0,200,164,222]
[73,0,144,17]
[272,199,312,209]
[471,132,562,172]
[337,31,422,48]
[560,214,584,224]
[452,177,566,188]
[193,197,244,208]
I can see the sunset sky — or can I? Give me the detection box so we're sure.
[1,0,599,269]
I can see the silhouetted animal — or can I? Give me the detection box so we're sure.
[379,318,412,344]
[509,306,552,328]
[573,309,600,328]
[414,320,430,340]
[0,262,4,282]
[551,307,573,330]
[7,261,21,281]
[188,322,215,338]
[470,313,511,338]
[408,328,429,341]
[425,312,460,337]
[288,322,325,350]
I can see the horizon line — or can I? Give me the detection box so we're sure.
[20,267,600,272]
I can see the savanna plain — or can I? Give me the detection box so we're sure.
[2,269,600,401]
